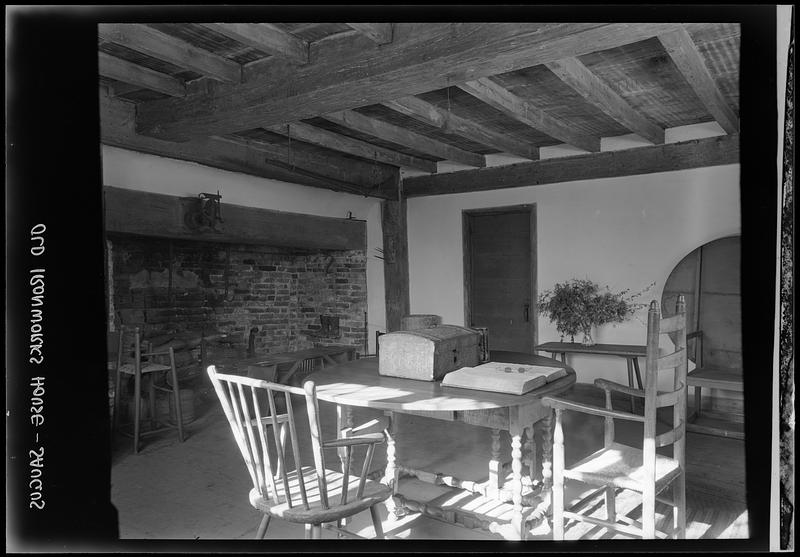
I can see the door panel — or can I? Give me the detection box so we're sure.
[466,208,535,353]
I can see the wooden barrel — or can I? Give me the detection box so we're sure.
[401,314,442,331]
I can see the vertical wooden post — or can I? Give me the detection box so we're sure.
[381,176,410,332]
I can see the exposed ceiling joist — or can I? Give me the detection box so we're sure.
[134,22,682,140]
[201,23,310,64]
[345,23,394,44]
[383,96,538,160]
[457,78,601,152]
[265,122,438,173]
[324,110,487,168]
[98,23,241,83]
[98,51,185,97]
[402,134,739,196]
[657,27,739,134]
[100,90,395,197]
[545,57,665,144]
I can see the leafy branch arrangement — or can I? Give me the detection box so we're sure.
[537,278,654,343]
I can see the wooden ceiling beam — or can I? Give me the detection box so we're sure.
[106,82,141,98]
[100,90,394,198]
[216,134,397,190]
[545,57,665,144]
[201,23,309,64]
[384,95,539,160]
[402,134,739,197]
[98,52,185,97]
[457,78,601,152]
[265,122,438,173]
[98,23,241,83]
[325,110,487,168]
[657,27,739,134]
[345,23,394,45]
[134,22,682,140]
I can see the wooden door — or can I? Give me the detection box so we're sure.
[464,205,536,353]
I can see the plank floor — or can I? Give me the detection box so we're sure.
[109,381,748,541]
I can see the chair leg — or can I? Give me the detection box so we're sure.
[133,371,142,454]
[113,367,122,434]
[148,375,157,429]
[369,505,385,539]
[605,485,616,523]
[642,486,656,539]
[311,524,322,539]
[169,352,184,443]
[674,475,686,539]
[694,386,702,420]
[255,514,271,539]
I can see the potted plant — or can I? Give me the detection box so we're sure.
[537,278,651,345]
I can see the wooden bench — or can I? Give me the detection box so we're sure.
[663,235,744,440]
[685,332,744,439]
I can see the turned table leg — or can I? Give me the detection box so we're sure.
[538,410,554,505]
[382,410,405,520]
[488,428,503,498]
[490,407,526,540]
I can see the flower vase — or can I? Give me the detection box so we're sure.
[581,328,595,346]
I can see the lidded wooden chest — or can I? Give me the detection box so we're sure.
[378,325,481,381]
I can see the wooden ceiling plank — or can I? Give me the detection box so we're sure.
[345,23,394,44]
[98,23,241,83]
[402,134,739,197]
[135,22,682,140]
[265,122,438,173]
[384,96,539,159]
[546,57,665,144]
[457,77,601,152]
[325,110,487,168]
[100,90,393,197]
[99,52,185,97]
[201,23,309,64]
[657,27,739,134]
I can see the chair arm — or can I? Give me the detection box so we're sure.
[594,378,645,398]
[686,330,703,340]
[322,432,385,448]
[541,396,645,423]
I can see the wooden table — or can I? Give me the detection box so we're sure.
[535,341,646,411]
[307,355,576,540]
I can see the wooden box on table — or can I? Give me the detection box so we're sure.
[378,325,480,381]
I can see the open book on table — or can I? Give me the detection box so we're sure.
[441,361,568,395]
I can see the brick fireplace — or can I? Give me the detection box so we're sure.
[107,234,368,379]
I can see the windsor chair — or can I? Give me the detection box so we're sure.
[207,365,392,539]
[542,296,688,539]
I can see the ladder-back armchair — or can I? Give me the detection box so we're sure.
[542,296,688,540]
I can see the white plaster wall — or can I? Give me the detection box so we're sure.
[101,145,387,353]
[406,162,741,388]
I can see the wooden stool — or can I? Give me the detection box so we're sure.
[112,327,185,453]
